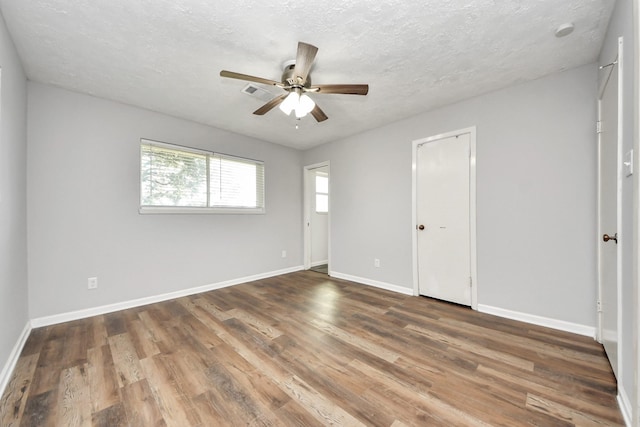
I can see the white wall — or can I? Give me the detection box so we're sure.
[27,83,303,319]
[599,0,636,421]
[303,63,598,329]
[310,166,328,265]
[0,12,28,385]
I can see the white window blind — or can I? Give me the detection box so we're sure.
[140,139,265,213]
[210,154,265,208]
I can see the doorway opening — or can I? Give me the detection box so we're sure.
[304,162,330,275]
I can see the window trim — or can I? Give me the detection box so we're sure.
[139,138,266,214]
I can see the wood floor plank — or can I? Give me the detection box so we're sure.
[360,386,451,427]
[104,313,127,337]
[91,403,128,427]
[126,318,161,359]
[477,364,622,423]
[191,390,231,426]
[19,328,48,358]
[0,353,38,427]
[29,338,64,396]
[281,374,366,427]
[277,351,396,426]
[441,314,610,369]
[121,379,166,426]
[226,307,283,340]
[159,350,208,399]
[19,389,56,427]
[87,345,120,413]
[87,315,109,349]
[215,317,366,426]
[203,362,279,426]
[108,333,145,388]
[405,323,535,371]
[61,322,90,369]
[222,362,290,413]
[174,311,225,350]
[309,318,400,363]
[273,399,326,427]
[55,365,91,427]
[137,310,176,354]
[0,270,625,426]
[139,355,201,426]
[526,393,615,426]
[349,358,491,426]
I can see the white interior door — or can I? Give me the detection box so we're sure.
[598,45,621,379]
[416,133,471,306]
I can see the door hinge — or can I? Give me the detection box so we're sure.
[469,276,473,286]
[596,300,602,313]
[596,121,602,134]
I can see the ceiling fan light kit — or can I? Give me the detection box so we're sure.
[279,88,316,118]
[220,41,369,123]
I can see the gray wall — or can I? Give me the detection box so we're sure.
[303,63,598,328]
[27,83,303,319]
[599,0,636,415]
[0,13,28,375]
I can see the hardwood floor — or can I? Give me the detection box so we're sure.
[1,271,624,426]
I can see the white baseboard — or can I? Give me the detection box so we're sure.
[330,271,413,296]
[311,260,328,267]
[31,266,304,328]
[0,321,32,399]
[618,387,632,427]
[477,304,596,338]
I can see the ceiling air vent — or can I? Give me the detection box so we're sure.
[241,84,275,102]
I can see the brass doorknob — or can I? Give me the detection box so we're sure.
[418,225,425,230]
[603,233,618,243]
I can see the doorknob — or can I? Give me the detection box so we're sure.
[603,233,618,244]
[417,225,425,230]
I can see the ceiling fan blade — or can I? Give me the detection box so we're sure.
[310,104,328,122]
[220,70,281,87]
[253,94,288,115]
[310,84,369,95]
[293,42,318,85]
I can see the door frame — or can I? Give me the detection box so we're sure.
[596,37,623,383]
[411,126,478,309]
[635,2,640,423]
[303,161,330,272]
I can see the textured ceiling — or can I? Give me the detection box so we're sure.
[0,0,615,150]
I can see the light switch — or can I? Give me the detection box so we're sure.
[624,149,634,177]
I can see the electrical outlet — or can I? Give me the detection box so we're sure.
[281,250,287,258]
[374,258,380,268]
[88,277,98,290]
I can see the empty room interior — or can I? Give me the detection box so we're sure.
[1,0,639,426]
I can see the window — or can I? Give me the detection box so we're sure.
[315,172,328,213]
[140,139,265,213]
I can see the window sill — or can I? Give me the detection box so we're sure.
[139,206,265,215]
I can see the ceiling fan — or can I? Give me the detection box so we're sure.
[220,42,369,122]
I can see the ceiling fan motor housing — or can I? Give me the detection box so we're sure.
[281,62,310,87]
